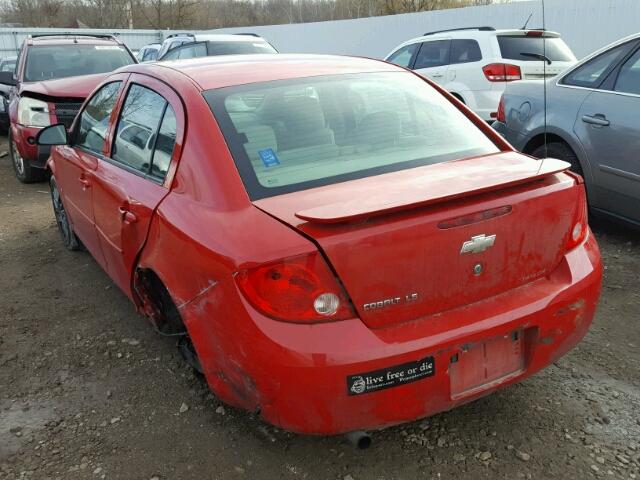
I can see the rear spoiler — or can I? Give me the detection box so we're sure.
[295,154,570,224]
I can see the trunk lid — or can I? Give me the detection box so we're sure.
[255,152,579,329]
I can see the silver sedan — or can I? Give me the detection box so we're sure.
[493,33,640,226]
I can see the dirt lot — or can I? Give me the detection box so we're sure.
[0,133,639,480]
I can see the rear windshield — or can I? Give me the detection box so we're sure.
[204,72,499,200]
[24,45,134,82]
[207,41,276,56]
[497,36,576,62]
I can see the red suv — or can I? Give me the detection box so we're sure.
[0,34,136,183]
[37,55,602,436]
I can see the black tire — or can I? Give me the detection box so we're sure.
[9,129,46,183]
[50,177,81,251]
[178,336,204,375]
[531,141,583,177]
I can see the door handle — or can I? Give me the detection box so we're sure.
[432,73,444,78]
[79,177,90,188]
[118,206,138,224]
[582,114,610,127]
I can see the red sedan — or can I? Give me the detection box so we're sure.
[37,55,602,436]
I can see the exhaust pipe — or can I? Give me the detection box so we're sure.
[345,430,372,449]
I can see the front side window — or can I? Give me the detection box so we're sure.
[562,42,634,89]
[450,39,482,64]
[24,45,134,82]
[614,48,640,95]
[112,84,176,181]
[75,81,122,154]
[205,72,499,200]
[386,44,419,68]
[413,40,451,70]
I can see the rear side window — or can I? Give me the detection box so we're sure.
[75,81,122,154]
[562,42,633,88]
[207,41,276,56]
[112,84,176,181]
[450,39,482,64]
[414,40,451,69]
[386,44,419,68]
[497,36,576,62]
[614,48,640,95]
[163,42,207,61]
[204,72,499,200]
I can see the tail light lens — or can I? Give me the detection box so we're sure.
[235,252,355,323]
[566,187,588,251]
[483,63,522,82]
[496,94,506,123]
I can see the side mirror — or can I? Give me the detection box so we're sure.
[0,71,16,86]
[36,123,68,146]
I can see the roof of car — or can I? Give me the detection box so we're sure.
[123,54,401,90]
[390,28,561,53]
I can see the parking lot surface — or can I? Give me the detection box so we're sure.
[0,133,639,480]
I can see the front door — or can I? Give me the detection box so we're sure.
[91,75,183,298]
[574,47,640,223]
[55,80,125,264]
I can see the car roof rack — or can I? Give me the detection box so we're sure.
[29,33,120,42]
[233,33,261,38]
[423,26,495,36]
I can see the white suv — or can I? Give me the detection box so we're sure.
[385,27,577,121]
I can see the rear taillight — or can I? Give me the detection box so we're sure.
[566,187,588,251]
[235,252,355,323]
[496,94,506,123]
[483,63,522,82]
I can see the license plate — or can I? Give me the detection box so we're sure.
[449,330,524,399]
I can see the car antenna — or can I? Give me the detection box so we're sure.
[542,0,548,160]
[521,12,533,30]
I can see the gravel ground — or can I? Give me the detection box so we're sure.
[0,133,639,480]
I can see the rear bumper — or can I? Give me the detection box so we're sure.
[184,233,601,435]
[10,123,48,168]
[458,88,503,122]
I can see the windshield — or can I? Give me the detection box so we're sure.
[497,36,576,62]
[205,72,499,200]
[24,45,134,82]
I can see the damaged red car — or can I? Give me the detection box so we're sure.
[37,54,602,436]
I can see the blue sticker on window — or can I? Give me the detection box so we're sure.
[258,148,280,168]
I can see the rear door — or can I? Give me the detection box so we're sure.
[54,79,126,264]
[574,46,640,222]
[413,39,451,86]
[91,74,183,298]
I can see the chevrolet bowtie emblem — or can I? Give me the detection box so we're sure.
[460,234,496,254]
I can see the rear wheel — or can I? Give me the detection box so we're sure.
[10,129,46,183]
[531,141,583,177]
[50,177,81,251]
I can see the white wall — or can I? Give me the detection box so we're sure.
[208,0,640,60]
